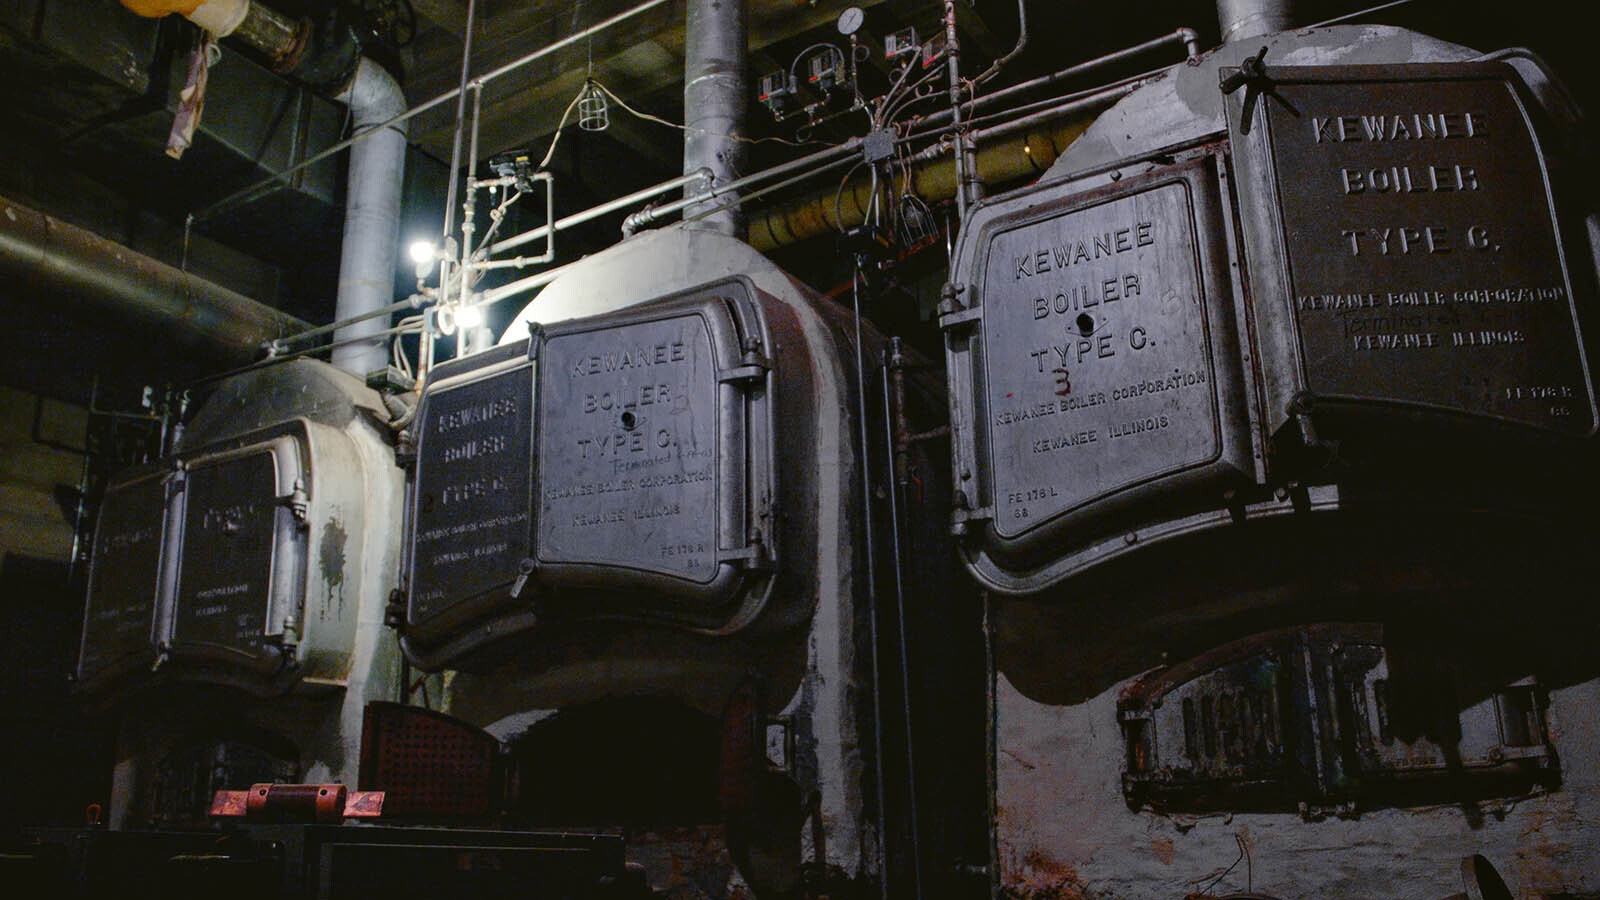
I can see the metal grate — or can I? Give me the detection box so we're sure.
[359,702,503,819]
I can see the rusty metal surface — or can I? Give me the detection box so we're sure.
[994,669,1600,900]
[358,701,503,819]
[341,791,386,818]
[1119,623,1558,812]
[211,784,379,823]
[208,789,250,819]
[625,826,746,900]
[1226,61,1597,436]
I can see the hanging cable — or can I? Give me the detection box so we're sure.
[1311,0,1419,27]
[538,85,589,170]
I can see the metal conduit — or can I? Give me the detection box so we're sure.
[0,195,307,362]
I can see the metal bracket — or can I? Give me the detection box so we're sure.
[383,588,407,630]
[510,557,538,599]
[939,306,981,332]
[1219,46,1276,134]
[938,282,979,331]
[718,363,768,384]
[951,503,994,528]
[281,477,310,526]
[720,536,773,570]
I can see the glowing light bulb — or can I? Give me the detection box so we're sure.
[455,303,485,331]
[408,240,437,265]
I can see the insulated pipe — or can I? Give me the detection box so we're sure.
[121,0,300,62]
[0,195,307,362]
[122,0,249,36]
[683,0,748,237]
[121,0,407,377]
[1217,0,1294,42]
[332,57,408,377]
[748,113,1098,252]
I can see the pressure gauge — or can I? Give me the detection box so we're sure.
[837,6,864,36]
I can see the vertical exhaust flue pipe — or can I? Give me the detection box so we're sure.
[121,0,407,378]
[683,0,748,238]
[331,59,407,377]
[1217,0,1294,42]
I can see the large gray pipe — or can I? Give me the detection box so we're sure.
[332,57,408,377]
[682,0,747,238]
[0,194,307,362]
[121,1,407,377]
[1217,0,1294,42]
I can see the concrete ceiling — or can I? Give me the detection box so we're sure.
[395,1,962,170]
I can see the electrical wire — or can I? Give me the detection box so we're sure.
[954,65,1168,133]
[597,80,833,148]
[873,58,925,128]
[470,188,524,262]
[788,42,847,87]
[538,86,588,170]
[882,65,951,127]
[1312,0,1420,28]
[390,314,426,381]
[833,159,868,236]
[1192,834,1252,897]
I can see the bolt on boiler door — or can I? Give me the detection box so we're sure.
[168,434,307,677]
[78,470,168,690]
[534,282,774,624]
[944,152,1250,591]
[1226,61,1597,436]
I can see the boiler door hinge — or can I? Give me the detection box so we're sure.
[939,306,982,332]
[280,478,310,526]
[719,362,769,385]
[721,538,773,570]
[939,281,980,332]
[951,504,994,529]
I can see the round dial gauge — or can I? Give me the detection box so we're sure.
[837,7,865,36]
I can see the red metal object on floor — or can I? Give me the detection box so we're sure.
[209,783,385,822]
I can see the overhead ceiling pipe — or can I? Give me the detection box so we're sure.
[683,0,748,238]
[1217,0,1294,43]
[749,116,1095,252]
[0,195,307,362]
[122,0,406,378]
